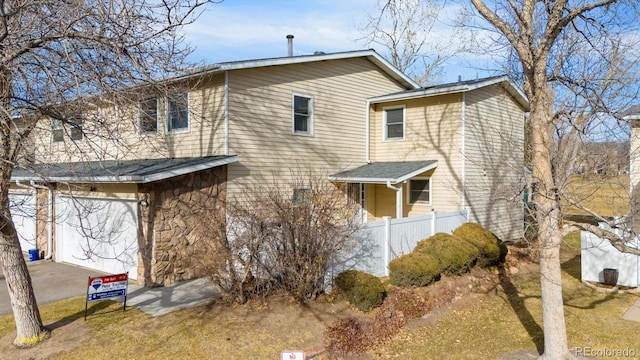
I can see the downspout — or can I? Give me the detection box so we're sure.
[365,100,371,163]
[224,71,230,156]
[30,181,53,260]
[461,92,466,211]
[386,180,403,219]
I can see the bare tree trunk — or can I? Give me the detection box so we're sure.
[0,213,48,347]
[530,72,571,359]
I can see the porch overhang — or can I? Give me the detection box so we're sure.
[328,160,437,184]
[11,155,238,184]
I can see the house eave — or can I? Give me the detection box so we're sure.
[369,75,530,111]
[328,161,438,184]
[173,50,419,90]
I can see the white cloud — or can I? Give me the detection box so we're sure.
[182,0,503,82]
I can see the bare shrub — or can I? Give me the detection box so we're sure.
[205,172,362,303]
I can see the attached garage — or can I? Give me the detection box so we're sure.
[9,191,37,252]
[55,195,139,280]
[13,155,236,286]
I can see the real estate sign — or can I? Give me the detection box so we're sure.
[85,273,129,320]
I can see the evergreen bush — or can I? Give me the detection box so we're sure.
[453,222,505,266]
[388,252,440,287]
[334,270,386,312]
[415,232,479,275]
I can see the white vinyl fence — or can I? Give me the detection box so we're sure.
[332,209,469,278]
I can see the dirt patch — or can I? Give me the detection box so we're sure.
[0,320,90,360]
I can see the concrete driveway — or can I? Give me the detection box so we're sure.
[0,257,105,315]
[0,257,220,317]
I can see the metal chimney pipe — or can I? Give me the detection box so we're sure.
[287,34,294,57]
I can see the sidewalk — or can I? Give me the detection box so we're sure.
[623,296,640,321]
[124,278,219,317]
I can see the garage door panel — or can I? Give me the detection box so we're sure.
[9,192,37,252]
[56,196,138,279]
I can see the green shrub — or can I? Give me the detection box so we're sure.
[453,223,505,266]
[334,270,386,312]
[415,232,479,275]
[388,252,440,287]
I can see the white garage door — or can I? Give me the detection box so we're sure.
[9,192,37,252]
[56,195,138,280]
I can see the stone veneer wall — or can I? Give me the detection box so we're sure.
[138,166,227,286]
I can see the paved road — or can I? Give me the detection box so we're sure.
[0,257,106,315]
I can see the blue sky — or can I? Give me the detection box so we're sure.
[183,0,500,83]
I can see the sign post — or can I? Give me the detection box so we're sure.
[85,272,129,320]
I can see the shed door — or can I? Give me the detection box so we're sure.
[55,195,138,279]
[9,192,37,252]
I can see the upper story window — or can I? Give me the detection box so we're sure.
[384,106,405,141]
[52,112,83,143]
[407,177,431,205]
[293,94,313,136]
[138,97,158,134]
[167,91,189,133]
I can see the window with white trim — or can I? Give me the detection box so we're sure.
[407,177,431,205]
[167,91,189,133]
[139,97,158,134]
[384,107,405,140]
[52,112,83,143]
[293,94,313,135]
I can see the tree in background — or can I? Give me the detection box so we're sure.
[360,0,471,85]
[468,1,640,358]
[0,0,213,347]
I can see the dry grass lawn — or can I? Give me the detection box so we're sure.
[563,174,630,216]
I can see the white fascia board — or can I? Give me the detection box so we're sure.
[369,76,530,111]
[395,161,438,183]
[623,115,640,121]
[328,161,438,184]
[12,155,239,184]
[141,155,238,183]
[327,176,399,184]
[368,85,469,103]
[174,50,419,90]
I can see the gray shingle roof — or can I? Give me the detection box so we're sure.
[12,155,237,184]
[328,161,437,184]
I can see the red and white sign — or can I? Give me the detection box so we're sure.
[87,273,128,302]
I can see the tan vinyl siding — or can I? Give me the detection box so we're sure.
[369,94,464,216]
[54,183,138,199]
[464,85,525,240]
[35,74,227,163]
[226,58,406,201]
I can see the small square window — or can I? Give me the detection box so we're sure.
[167,91,189,133]
[384,107,405,140]
[139,97,158,134]
[408,178,430,205]
[293,95,313,135]
[293,188,310,204]
[51,113,83,143]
